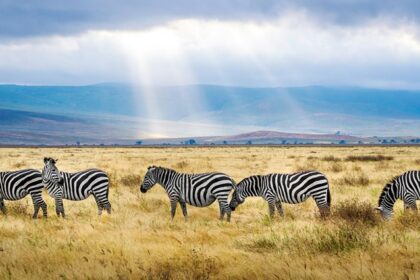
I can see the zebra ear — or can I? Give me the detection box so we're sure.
[44,157,49,164]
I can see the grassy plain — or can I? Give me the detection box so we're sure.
[0,146,419,279]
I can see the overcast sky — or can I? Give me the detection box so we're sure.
[1,0,420,88]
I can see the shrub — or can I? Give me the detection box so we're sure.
[329,161,345,173]
[175,161,188,169]
[119,174,142,187]
[333,199,380,226]
[395,212,420,230]
[146,249,219,280]
[8,201,28,216]
[12,161,26,169]
[322,156,341,162]
[337,172,369,186]
[314,223,371,254]
[345,155,393,162]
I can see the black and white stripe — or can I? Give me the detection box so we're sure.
[0,169,47,218]
[376,170,420,219]
[140,166,236,221]
[42,158,111,217]
[229,170,331,217]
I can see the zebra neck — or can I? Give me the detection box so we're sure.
[242,180,262,197]
[380,182,401,211]
[155,168,176,190]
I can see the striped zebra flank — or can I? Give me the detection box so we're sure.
[229,170,331,218]
[0,169,47,218]
[376,170,420,219]
[42,157,111,217]
[140,166,236,221]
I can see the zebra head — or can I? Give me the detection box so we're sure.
[375,180,396,220]
[140,166,157,193]
[229,183,246,211]
[42,157,63,185]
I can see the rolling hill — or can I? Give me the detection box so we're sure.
[0,84,419,144]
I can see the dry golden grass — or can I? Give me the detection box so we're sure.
[0,146,419,279]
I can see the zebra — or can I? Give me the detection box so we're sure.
[140,166,236,221]
[42,157,111,217]
[229,170,331,218]
[0,169,47,219]
[376,170,420,219]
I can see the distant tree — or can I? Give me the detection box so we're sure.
[186,139,196,145]
[246,140,252,145]
[339,140,346,145]
[222,140,228,145]
[281,140,287,145]
[382,139,388,144]
[76,141,80,146]
[135,140,143,145]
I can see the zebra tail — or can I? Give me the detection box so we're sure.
[326,185,331,207]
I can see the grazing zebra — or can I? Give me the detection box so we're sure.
[376,170,420,219]
[42,158,111,217]
[0,169,47,218]
[140,166,236,221]
[229,170,331,217]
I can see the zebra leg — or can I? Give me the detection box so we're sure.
[267,201,276,218]
[275,201,284,218]
[40,200,48,218]
[0,199,6,215]
[55,197,65,218]
[218,200,225,220]
[170,199,178,220]
[94,195,103,215]
[217,198,231,222]
[30,192,47,219]
[92,189,111,214]
[179,201,188,222]
[313,195,330,217]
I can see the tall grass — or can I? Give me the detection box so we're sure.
[0,146,418,280]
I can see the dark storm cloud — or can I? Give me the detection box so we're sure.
[1,0,419,38]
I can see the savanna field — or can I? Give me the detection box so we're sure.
[0,146,419,280]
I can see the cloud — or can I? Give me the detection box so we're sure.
[1,13,420,88]
[1,0,420,38]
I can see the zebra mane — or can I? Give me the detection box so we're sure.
[378,176,398,206]
[150,166,177,174]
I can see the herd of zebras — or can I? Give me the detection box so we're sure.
[0,157,419,221]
